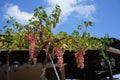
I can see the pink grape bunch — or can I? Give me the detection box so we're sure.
[28,32,37,64]
[74,49,85,69]
[53,47,64,71]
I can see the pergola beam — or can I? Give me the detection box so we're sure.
[107,47,120,55]
[0,47,120,55]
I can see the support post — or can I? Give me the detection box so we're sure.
[105,47,114,80]
[6,51,10,80]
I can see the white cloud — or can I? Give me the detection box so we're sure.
[45,0,95,21]
[4,4,33,25]
[3,0,95,25]
[75,4,95,20]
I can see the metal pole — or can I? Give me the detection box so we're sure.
[49,54,60,80]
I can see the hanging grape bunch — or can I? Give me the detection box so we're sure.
[74,49,85,69]
[52,47,64,71]
[28,31,37,64]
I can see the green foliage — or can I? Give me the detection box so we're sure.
[78,25,82,30]
[72,30,79,36]
[51,5,61,28]
[0,4,112,62]
[99,49,110,64]
[84,21,92,27]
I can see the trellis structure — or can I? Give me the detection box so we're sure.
[0,38,120,80]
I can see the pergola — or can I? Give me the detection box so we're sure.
[0,38,120,80]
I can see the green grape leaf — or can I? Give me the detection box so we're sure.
[88,21,92,26]
[84,21,88,27]
[7,20,10,24]
[13,22,19,29]
[39,6,43,9]
[72,30,79,36]
[3,25,7,29]
[78,25,82,30]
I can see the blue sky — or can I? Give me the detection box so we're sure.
[0,0,120,40]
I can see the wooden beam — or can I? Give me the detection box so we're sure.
[107,47,120,55]
[88,47,120,55]
[0,49,29,51]
[0,46,120,55]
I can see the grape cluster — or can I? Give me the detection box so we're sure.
[74,49,85,69]
[53,48,64,71]
[28,32,37,64]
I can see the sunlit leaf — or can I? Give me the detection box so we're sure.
[18,26,23,31]
[13,22,19,29]
[88,21,92,26]
[34,8,38,12]
[78,25,82,30]
[33,12,38,17]
[82,32,87,38]
[7,20,10,24]
[39,6,43,9]
[30,21,39,26]
[72,30,79,36]
[84,21,88,27]
[3,25,7,29]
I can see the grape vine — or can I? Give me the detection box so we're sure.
[0,4,113,70]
